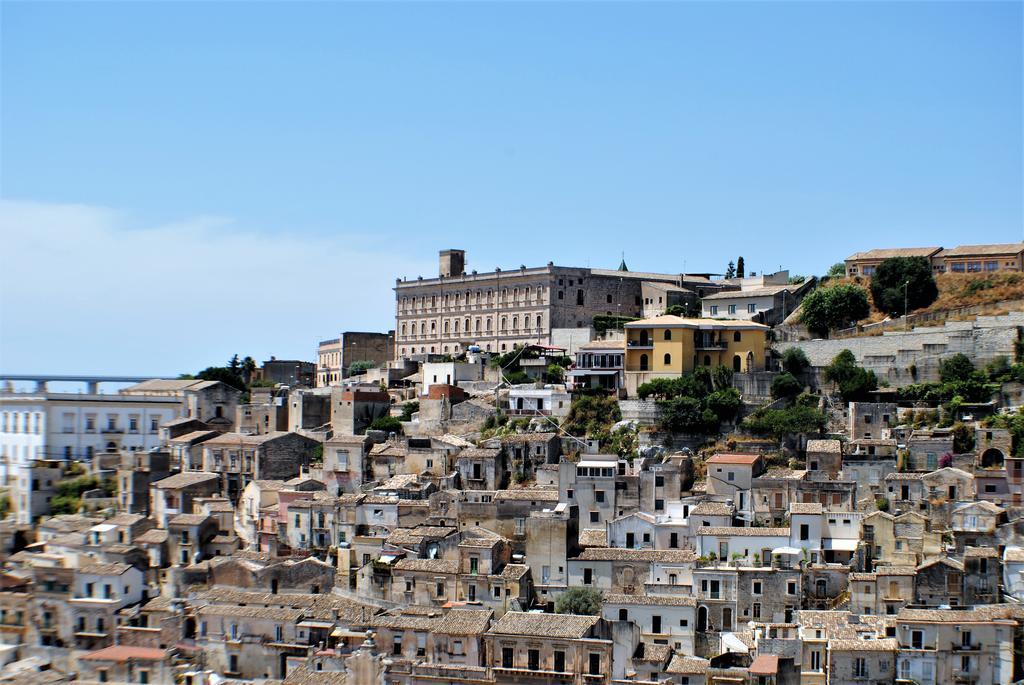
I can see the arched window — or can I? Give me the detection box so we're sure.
[733,355,743,372]
[734,331,742,342]
[500,317,507,331]
[536,314,542,329]
[664,330,672,341]
[639,354,649,371]
[486,318,492,331]
[512,316,518,331]
[401,323,406,336]
[443,321,449,334]
[431,321,436,333]
[464,318,470,332]
[664,353,672,366]
[454,320,460,334]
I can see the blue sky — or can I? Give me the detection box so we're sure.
[1,1,1021,375]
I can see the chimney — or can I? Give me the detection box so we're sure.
[439,249,466,278]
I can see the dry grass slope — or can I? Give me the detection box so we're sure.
[838,272,1024,320]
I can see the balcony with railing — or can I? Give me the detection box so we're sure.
[505,407,552,417]
[695,338,728,350]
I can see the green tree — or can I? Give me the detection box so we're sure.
[196,366,245,391]
[592,315,638,334]
[241,356,257,384]
[743,405,827,438]
[0,495,10,518]
[711,365,734,391]
[939,354,976,384]
[369,416,403,434]
[781,348,810,376]
[544,363,566,384]
[347,360,377,376]
[555,587,603,615]
[870,256,938,316]
[398,401,419,422]
[951,422,975,454]
[725,261,736,279]
[659,396,717,434]
[799,284,871,336]
[665,304,685,316]
[875,496,890,512]
[788,275,806,285]
[228,354,241,372]
[823,350,878,402]
[602,425,639,458]
[826,262,846,278]
[50,494,80,516]
[736,256,745,278]
[706,388,742,423]
[563,394,622,439]
[771,373,803,400]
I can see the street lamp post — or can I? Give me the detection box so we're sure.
[904,280,910,331]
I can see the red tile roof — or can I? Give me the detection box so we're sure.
[706,453,761,465]
[80,646,166,662]
[749,654,779,675]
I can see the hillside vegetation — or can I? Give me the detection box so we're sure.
[835,271,1024,323]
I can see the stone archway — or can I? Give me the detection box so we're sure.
[981,448,1005,469]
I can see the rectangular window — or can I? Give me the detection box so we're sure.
[554,650,566,672]
[747,303,756,313]
[710,305,718,315]
[728,304,737,314]
[583,568,593,585]
[502,647,514,668]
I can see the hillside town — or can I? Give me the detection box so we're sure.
[6,243,1024,685]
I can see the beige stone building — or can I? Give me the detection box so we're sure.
[394,249,726,359]
[316,332,396,387]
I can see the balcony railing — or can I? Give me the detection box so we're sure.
[505,408,552,416]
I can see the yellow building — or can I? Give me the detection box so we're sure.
[623,315,769,396]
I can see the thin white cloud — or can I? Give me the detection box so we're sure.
[0,199,433,375]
